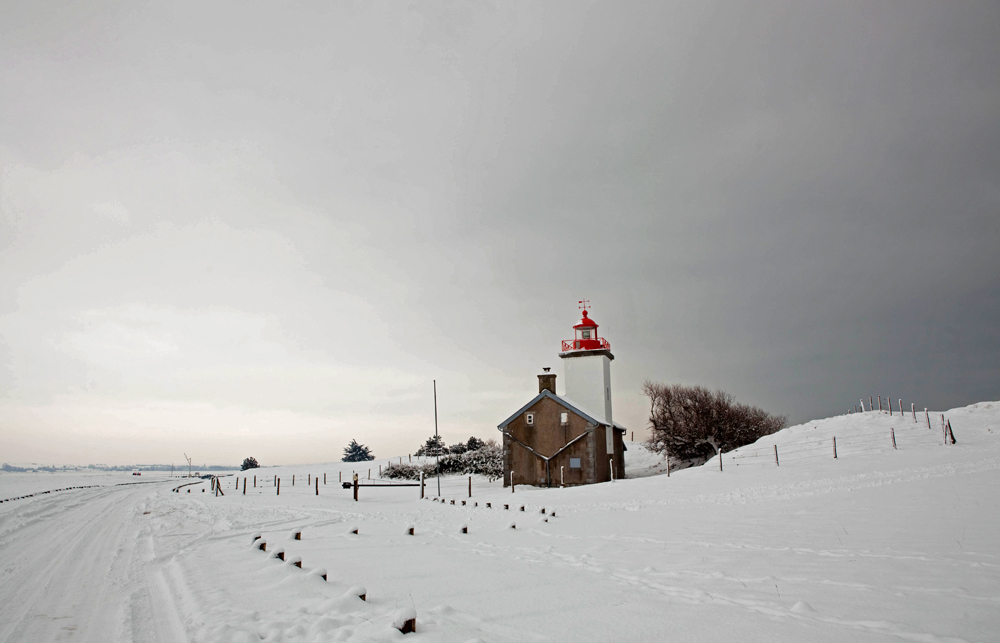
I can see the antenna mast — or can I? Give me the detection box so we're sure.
[433,380,441,497]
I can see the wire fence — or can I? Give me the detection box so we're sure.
[724,400,956,469]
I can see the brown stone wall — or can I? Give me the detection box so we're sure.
[614,430,626,479]
[502,397,600,487]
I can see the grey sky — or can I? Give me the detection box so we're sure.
[2,1,998,465]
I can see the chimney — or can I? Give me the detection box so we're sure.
[538,367,556,394]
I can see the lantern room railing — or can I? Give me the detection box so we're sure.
[561,337,611,352]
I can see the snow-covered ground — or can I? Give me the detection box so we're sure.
[1,402,998,642]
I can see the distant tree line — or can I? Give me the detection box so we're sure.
[643,382,786,469]
[414,435,486,457]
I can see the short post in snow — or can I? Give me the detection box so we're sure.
[869,396,873,412]
[277,478,280,495]
[254,475,256,487]
[898,399,902,416]
[339,471,342,483]
[420,471,425,499]
[308,474,311,485]
[353,474,359,502]
[888,396,893,416]
[832,437,838,459]
[666,452,670,477]
[911,403,916,422]
[468,476,472,498]
[878,396,883,413]
[925,409,931,430]
[324,473,326,485]
[947,420,956,444]
[243,478,246,495]
[718,449,723,472]
[292,475,295,486]
[891,428,897,449]
[610,457,615,480]
[560,466,565,487]
[511,471,515,494]
[774,445,779,466]
[861,398,865,412]
[315,478,319,496]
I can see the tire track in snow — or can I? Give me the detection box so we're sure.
[0,485,167,642]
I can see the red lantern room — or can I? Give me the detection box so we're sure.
[561,302,611,352]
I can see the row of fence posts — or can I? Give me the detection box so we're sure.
[248,532,404,630]
[853,395,920,420]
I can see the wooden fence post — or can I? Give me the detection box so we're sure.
[315,478,319,496]
[891,428,897,449]
[353,476,358,502]
[254,475,256,487]
[308,474,311,485]
[774,445,779,466]
[925,408,931,430]
[718,449,723,472]
[324,473,326,485]
[277,478,280,495]
[911,403,915,421]
[243,478,246,495]
[878,396,883,413]
[869,396,873,412]
[420,471,424,498]
[898,399,902,416]
[468,476,472,498]
[293,475,295,486]
[947,420,956,444]
[832,437,838,459]
[511,471,515,493]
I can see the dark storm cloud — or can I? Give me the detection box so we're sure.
[1,1,997,463]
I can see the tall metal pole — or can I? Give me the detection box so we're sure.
[434,379,441,497]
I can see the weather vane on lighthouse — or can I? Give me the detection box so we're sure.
[578,299,590,312]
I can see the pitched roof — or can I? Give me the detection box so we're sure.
[497,389,609,429]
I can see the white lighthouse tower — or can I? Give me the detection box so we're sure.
[559,301,615,451]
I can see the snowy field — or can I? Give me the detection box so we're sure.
[1,403,998,642]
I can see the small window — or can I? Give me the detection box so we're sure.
[525,412,534,426]
[582,330,591,339]
[569,457,582,469]
[560,412,568,425]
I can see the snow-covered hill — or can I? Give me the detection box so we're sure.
[1,402,997,642]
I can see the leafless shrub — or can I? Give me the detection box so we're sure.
[642,382,786,469]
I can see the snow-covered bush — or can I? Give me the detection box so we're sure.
[382,443,503,482]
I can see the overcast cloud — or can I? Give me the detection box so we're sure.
[2,1,998,466]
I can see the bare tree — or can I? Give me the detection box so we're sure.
[643,381,786,469]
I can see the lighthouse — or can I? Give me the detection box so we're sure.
[497,301,626,487]
[559,302,615,453]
